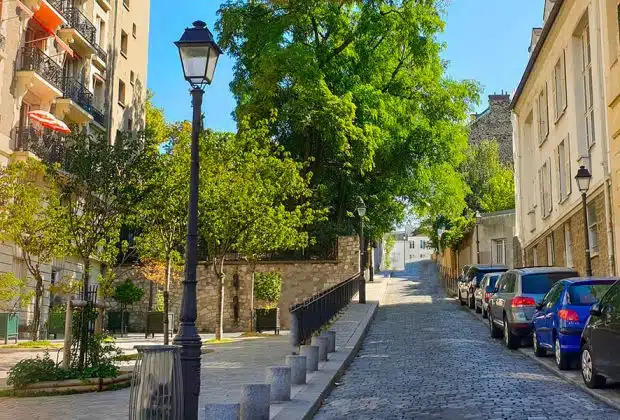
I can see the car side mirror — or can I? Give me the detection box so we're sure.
[590,303,602,317]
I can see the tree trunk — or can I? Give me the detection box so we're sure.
[120,304,125,337]
[249,268,255,333]
[78,258,90,370]
[163,254,171,345]
[214,257,225,341]
[31,274,44,341]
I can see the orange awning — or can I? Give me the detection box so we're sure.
[33,0,65,33]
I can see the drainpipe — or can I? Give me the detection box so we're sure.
[595,3,616,275]
[106,0,120,145]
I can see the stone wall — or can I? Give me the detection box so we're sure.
[469,93,513,164]
[165,236,360,333]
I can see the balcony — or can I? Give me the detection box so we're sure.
[57,7,97,57]
[90,105,105,129]
[15,126,66,164]
[54,77,93,124]
[24,0,67,33]
[92,43,107,70]
[15,47,63,103]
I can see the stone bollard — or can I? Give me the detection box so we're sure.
[300,345,319,372]
[201,403,240,420]
[322,330,336,353]
[266,366,291,402]
[240,384,270,420]
[311,336,329,362]
[285,354,307,385]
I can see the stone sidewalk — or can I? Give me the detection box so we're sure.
[0,278,387,420]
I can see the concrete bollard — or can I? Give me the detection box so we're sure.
[300,345,319,372]
[266,366,291,402]
[322,330,336,353]
[285,354,307,385]
[240,384,270,420]
[201,403,240,420]
[311,336,329,362]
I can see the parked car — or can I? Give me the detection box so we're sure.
[487,267,578,349]
[581,279,620,388]
[458,264,508,309]
[474,272,503,318]
[532,277,617,370]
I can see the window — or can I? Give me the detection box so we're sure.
[120,31,128,57]
[556,139,571,202]
[533,247,539,266]
[581,26,595,148]
[130,70,135,85]
[118,80,126,106]
[564,223,573,267]
[492,239,506,265]
[132,23,137,38]
[420,240,425,249]
[587,203,599,254]
[552,51,567,120]
[522,272,575,294]
[97,17,106,48]
[504,274,516,293]
[537,85,549,144]
[539,159,553,217]
[546,234,555,265]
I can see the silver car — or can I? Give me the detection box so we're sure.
[474,272,503,318]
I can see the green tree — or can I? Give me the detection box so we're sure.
[217,0,478,241]
[0,272,33,313]
[0,159,68,340]
[113,280,144,337]
[197,122,322,340]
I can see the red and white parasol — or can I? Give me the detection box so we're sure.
[27,110,72,134]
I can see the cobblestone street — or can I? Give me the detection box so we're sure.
[315,261,620,420]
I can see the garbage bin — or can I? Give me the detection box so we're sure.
[129,345,183,420]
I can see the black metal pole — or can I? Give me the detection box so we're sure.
[582,192,593,276]
[173,87,204,420]
[476,223,480,264]
[359,217,366,304]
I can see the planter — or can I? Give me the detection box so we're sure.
[107,311,129,334]
[145,312,174,338]
[254,308,280,334]
[11,370,133,396]
[0,313,19,344]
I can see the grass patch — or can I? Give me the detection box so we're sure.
[238,332,276,338]
[204,338,235,345]
[1,341,63,350]
[113,353,139,362]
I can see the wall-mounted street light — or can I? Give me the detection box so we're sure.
[575,165,593,276]
[174,20,221,420]
[356,196,366,304]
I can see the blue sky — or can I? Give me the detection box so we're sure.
[147,1,543,132]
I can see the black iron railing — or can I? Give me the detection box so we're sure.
[437,264,459,297]
[94,43,107,64]
[18,47,63,91]
[15,126,66,163]
[91,105,105,126]
[47,0,67,17]
[62,7,97,46]
[62,76,93,112]
[290,273,361,347]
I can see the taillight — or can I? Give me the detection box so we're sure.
[485,292,492,302]
[558,309,579,321]
[512,296,536,307]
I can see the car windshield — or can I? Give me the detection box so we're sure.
[475,270,502,285]
[488,275,500,288]
[567,283,614,306]
[522,272,576,294]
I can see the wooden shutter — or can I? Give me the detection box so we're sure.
[539,167,545,217]
[555,145,562,202]
[552,64,558,120]
[565,135,572,195]
[547,157,553,213]
[561,50,568,113]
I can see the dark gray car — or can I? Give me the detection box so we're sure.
[488,267,578,349]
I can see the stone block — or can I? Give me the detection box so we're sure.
[265,366,291,402]
[240,384,270,420]
[300,345,319,371]
[322,330,336,353]
[285,355,306,385]
[201,403,240,420]
[311,336,328,361]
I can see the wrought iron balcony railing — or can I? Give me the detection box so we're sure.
[91,105,105,127]
[18,47,63,92]
[62,7,97,47]
[15,126,66,163]
[94,43,107,64]
[47,0,67,17]
[62,76,93,112]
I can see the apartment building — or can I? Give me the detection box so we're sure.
[513,0,615,276]
[0,0,149,332]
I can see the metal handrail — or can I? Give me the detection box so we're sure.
[94,43,107,64]
[15,126,66,163]
[62,76,93,112]
[91,105,105,127]
[62,6,97,46]
[290,272,361,347]
[18,47,63,91]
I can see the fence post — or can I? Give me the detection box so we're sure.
[62,300,73,369]
[290,310,299,354]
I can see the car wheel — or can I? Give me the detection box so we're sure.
[533,331,545,357]
[554,337,570,370]
[468,295,475,309]
[475,301,482,313]
[458,292,465,306]
[482,307,488,319]
[503,317,519,349]
[581,344,606,389]
[489,312,501,338]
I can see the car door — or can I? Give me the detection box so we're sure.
[489,274,505,322]
[533,287,553,346]
[542,283,564,347]
[492,273,512,324]
[591,282,620,377]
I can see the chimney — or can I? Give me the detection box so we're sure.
[488,91,510,109]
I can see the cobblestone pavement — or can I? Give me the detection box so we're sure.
[315,261,620,420]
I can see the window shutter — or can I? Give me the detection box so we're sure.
[539,167,545,217]
[561,50,568,112]
[555,145,562,202]
[547,157,553,213]
[565,136,572,195]
[544,83,549,136]
[552,65,558,120]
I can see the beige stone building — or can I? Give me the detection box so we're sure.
[513,0,616,276]
[0,0,150,333]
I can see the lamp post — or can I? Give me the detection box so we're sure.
[403,235,407,270]
[356,197,366,304]
[173,20,221,420]
[475,211,481,264]
[575,165,593,276]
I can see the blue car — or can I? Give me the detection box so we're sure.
[532,277,618,370]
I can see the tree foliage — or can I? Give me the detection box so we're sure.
[217,0,479,241]
[254,271,282,308]
[0,272,32,313]
[114,280,145,307]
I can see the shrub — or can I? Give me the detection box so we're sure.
[7,353,70,389]
[254,272,281,308]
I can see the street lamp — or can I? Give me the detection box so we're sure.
[356,196,366,304]
[174,20,221,420]
[403,234,407,270]
[475,211,481,264]
[575,165,593,276]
